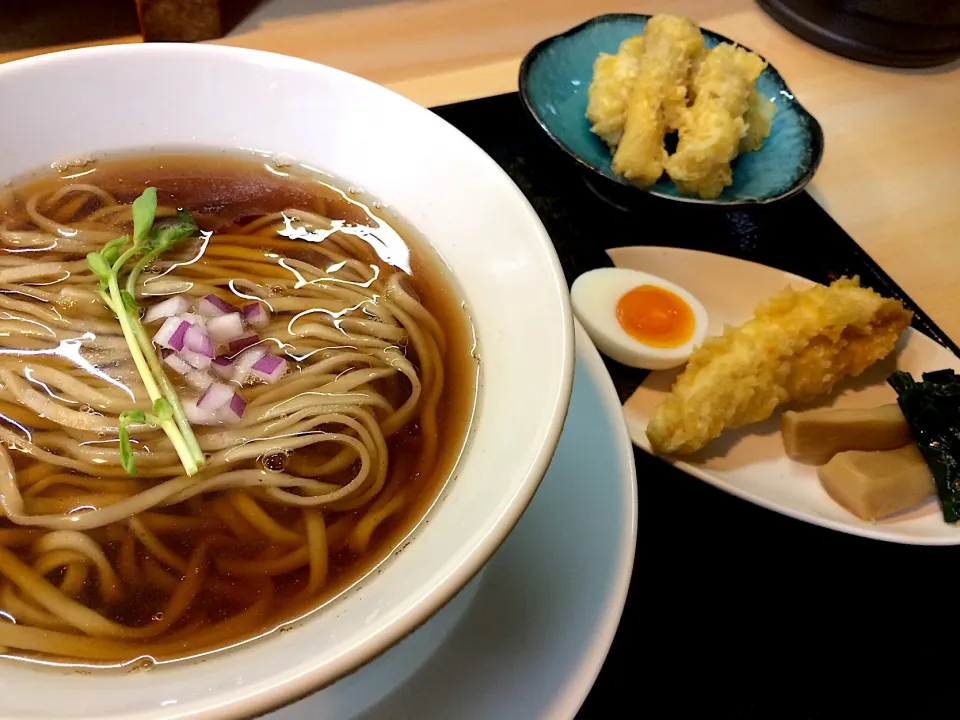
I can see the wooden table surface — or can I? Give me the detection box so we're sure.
[2,0,958,336]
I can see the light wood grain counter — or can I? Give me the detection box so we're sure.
[2,0,958,336]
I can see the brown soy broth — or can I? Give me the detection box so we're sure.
[0,152,478,665]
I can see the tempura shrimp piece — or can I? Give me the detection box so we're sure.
[586,36,645,148]
[611,15,703,187]
[664,43,766,199]
[645,278,913,455]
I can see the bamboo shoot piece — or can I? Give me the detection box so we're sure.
[817,445,935,522]
[781,403,912,465]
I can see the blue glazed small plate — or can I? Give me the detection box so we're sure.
[518,13,825,208]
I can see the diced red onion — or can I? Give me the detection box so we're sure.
[251,354,287,383]
[217,392,246,423]
[144,296,189,324]
[180,349,212,370]
[180,312,207,331]
[232,346,267,383]
[242,303,270,329]
[162,351,193,375]
[228,335,260,354]
[185,369,215,391]
[197,382,234,411]
[207,313,246,343]
[184,325,215,358]
[212,356,233,379]
[154,317,190,351]
[198,294,237,317]
[183,398,221,426]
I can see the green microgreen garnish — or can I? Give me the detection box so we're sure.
[87,187,205,477]
[118,398,174,475]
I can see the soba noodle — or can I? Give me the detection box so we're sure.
[0,154,475,665]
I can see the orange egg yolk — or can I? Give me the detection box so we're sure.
[615,284,695,348]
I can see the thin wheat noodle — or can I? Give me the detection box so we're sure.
[0,163,465,667]
[33,530,122,602]
[228,491,303,545]
[128,517,189,573]
[1,584,73,631]
[302,510,328,595]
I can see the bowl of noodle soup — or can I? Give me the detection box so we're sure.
[0,45,573,718]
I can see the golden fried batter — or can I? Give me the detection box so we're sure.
[586,36,645,148]
[646,278,913,455]
[740,91,777,153]
[664,43,766,199]
[611,15,703,187]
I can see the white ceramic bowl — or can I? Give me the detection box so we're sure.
[0,44,574,718]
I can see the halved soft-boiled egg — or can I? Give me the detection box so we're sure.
[571,268,708,370]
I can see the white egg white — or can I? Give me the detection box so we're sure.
[570,267,708,370]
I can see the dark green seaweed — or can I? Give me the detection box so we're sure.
[889,369,960,523]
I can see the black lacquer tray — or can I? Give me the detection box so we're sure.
[433,93,960,718]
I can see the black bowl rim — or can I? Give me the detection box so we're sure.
[517,12,826,208]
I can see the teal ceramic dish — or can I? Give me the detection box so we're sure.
[518,13,824,207]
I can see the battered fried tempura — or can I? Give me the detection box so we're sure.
[685,51,775,146]
[646,278,913,455]
[611,15,703,187]
[740,91,777,153]
[664,44,766,199]
[586,37,645,147]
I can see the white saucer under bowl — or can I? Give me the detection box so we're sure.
[266,322,638,719]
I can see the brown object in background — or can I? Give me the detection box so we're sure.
[136,0,222,42]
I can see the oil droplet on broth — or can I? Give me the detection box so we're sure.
[128,656,155,673]
[262,451,289,472]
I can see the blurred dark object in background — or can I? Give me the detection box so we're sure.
[757,0,960,68]
[136,0,221,41]
[0,0,266,51]
[0,0,137,51]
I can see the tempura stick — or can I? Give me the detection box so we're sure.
[611,15,703,186]
[664,43,766,199]
[586,36,645,148]
[740,90,777,153]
